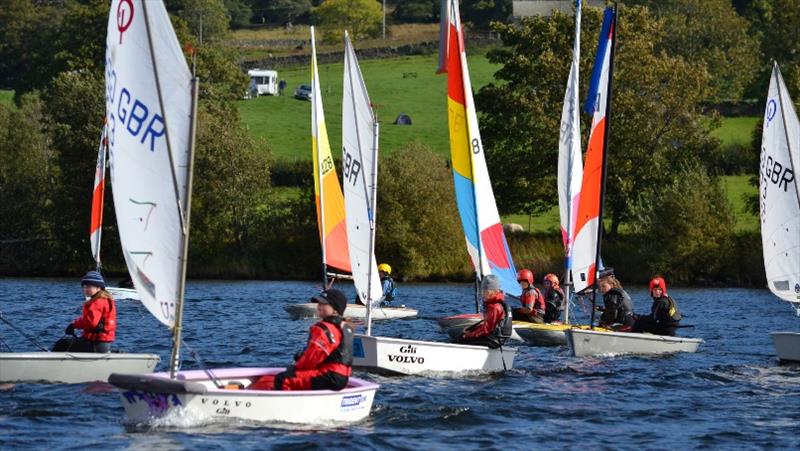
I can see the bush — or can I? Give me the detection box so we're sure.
[375,142,469,280]
[630,163,735,282]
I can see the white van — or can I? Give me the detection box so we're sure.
[247,69,278,96]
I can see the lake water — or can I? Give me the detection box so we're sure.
[1,278,799,449]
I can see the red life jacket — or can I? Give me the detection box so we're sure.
[74,293,116,342]
[312,317,353,377]
[520,286,545,314]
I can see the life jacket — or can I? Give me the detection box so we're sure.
[82,294,116,342]
[494,301,513,343]
[543,287,564,322]
[316,316,353,376]
[605,287,634,323]
[520,286,545,314]
[654,295,682,322]
[382,277,398,303]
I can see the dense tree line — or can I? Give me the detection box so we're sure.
[1,0,794,285]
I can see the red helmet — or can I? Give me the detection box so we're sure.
[517,269,534,284]
[649,276,667,296]
[543,273,560,288]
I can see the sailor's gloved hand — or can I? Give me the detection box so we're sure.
[65,323,75,335]
[284,364,296,378]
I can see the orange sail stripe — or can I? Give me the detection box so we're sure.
[90,179,105,234]
[573,117,605,235]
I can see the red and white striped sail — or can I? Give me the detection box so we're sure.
[90,124,108,267]
[571,7,615,293]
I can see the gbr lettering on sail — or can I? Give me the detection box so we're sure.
[105,57,165,152]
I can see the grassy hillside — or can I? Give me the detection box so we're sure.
[237,52,500,160]
[712,116,759,147]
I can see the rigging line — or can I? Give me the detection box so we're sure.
[182,338,224,389]
[0,312,49,352]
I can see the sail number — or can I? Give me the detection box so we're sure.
[472,138,481,154]
[320,156,334,176]
[762,154,795,194]
[343,149,362,186]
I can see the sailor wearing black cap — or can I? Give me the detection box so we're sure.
[249,289,354,391]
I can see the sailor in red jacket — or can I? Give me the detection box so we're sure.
[250,288,353,391]
[53,271,116,353]
[455,275,513,348]
[512,268,546,323]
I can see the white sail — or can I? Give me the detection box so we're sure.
[558,0,583,282]
[759,63,800,304]
[342,32,382,308]
[105,0,193,327]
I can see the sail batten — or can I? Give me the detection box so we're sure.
[443,0,520,296]
[759,63,800,304]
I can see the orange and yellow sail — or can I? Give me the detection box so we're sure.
[311,26,351,273]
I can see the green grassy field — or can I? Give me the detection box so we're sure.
[238,52,499,160]
[712,116,759,147]
[723,174,759,232]
[0,90,13,105]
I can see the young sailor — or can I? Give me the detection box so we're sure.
[633,276,682,336]
[542,273,565,323]
[455,275,513,348]
[512,269,546,323]
[53,270,116,353]
[596,268,635,331]
[250,289,353,391]
[378,263,398,306]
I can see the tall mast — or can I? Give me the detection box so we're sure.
[590,4,617,328]
[141,0,197,378]
[311,26,329,288]
[562,0,582,325]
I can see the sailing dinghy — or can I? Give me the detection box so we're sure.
[435,0,523,347]
[759,63,800,364]
[507,0,586,347]
[283,27,417,322]
[105,1,377,424]
[348,7,515,375]
[89,124,140,301]
[564,6,701,358]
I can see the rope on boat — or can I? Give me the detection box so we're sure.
[0,335,12,352]
[0,311,49,352]
[182,338,224,389]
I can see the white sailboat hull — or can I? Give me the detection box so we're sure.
[772,332,800,363]
[108,287,140,301]
[353,335,516,375]
[109,368,378,425]
[285,303,417,320]
[566,328,702,357]
[0,352,159,384]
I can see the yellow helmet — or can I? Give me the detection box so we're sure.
[378,263,392,275]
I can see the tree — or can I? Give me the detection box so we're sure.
[313,0,382,41]
[167,0,231,43]
[461,0,512,30]
[743,0,800,99]
[250,0,312,25]
[392,0,437,23]
[376,142,468,279]
[225,0,254,28]
[629,163,735,282]
[476,6,718,236]
[626,0,760,102]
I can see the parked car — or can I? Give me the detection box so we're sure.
[294,84,312,101]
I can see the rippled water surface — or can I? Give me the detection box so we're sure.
[1,278,799,449]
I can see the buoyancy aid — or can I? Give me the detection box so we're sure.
[494,301,513,344]
[602,287,635,325]
[315,316,353,376]
[652,295,682,323]
[74,293,116,342]
[520,286,545,314]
